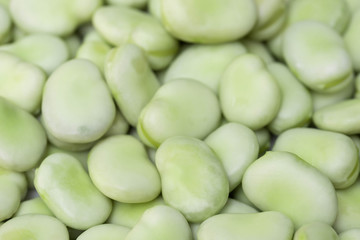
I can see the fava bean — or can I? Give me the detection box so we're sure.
[156,136,229,222]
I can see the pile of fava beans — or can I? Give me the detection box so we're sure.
[1,0,360,239]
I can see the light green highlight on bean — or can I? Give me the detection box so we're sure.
[344,9,360,72]
[312,77,354,111]
[242,151,338,228]
[125,205,192,240]
[138,78,221,148]
[293,222,339,240]
[249,0,286,41]
[93,6,178,70]
[0,98,47,172]
[88,135,161,203]
[77,224,130,240]
[0,33,69,75]
[156,136,229,222]
[0,214,69,240]
[160,0,257,43]
[76,30,111,73]
[339,229,360,240]
[220,53,281,130]
[10,0,102,36]
[205,123,259,191]
[0,4,11,44]
[288,0,350,33]
[274,128,359,189]
[243,39,274,64]
[268,62,313,134]
[163,42,247,92]
[105,44,160,126]
[283,21,352,93]
[334,178,360,232]
[42,59,115,144]
[197,211,294,240]
[0,51,46,113]
[106,0,147,8]
[314,99,360,134]
[107,197,165,228]
[35,153,112,230]
[14,197,54,217]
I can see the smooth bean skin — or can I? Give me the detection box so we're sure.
[249,0,287,41]
[197,211,294,240]
[231,184,257,208]
[205,123,259,191]
[339,229,360,240]
[0,4,11,44]
[138,79,221,148]
[0,215,69,240]
[10,0,102,36]
[219,53,281,130]
[163,42,247,92]
[65,34,81,58]
[76,30,111,73]
[88,135,161,203]
[105,44,160,126]
[77,224,130,240]
[314,99,360,134]
[108,197,164,228]
[312,77,354,111]
[356,74,360,98]
[268,63,313,134]
[14,197,53,217]
[0,52,46,113]
[125,205,192,240]
[243,40,274,64]
[35,153,112,230]
[93,6,178,70]
[0,98,47,172]
[344,9,360,72]
[273,128,359,189]
[220,198,258,214]
[106,0,147,8]
[242,151,338,228]
[42,59,115,144]
[334,178,360,232]
[254,128,271,155]
[156,136,229,222]
[283,21,352,93]
[347,0,360,14]
[191,198,258,240]
[288,0,350,33]
[0,167,27,198]
[104,110,129,137]
[293,222,339,240]
[45,144,89,171]
[45,128,96,152]
[160,0,257,43]
[0,33,69,74]
[0,184,21,221]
